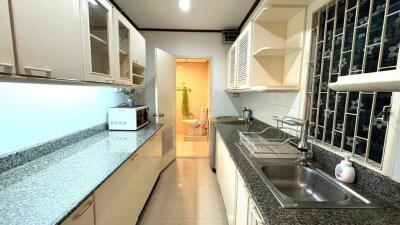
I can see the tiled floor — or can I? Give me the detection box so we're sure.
[176,135,209,158]
[138,158,228,225]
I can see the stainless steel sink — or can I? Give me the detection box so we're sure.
[262,165,350,202]
[237,144,379,208]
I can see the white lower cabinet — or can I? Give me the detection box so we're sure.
[93,131,161,225]
[216,132,237,225]
[216,131,266,225]
[61,196,95,225]
[235,173,249,225]
[248,198,266,225]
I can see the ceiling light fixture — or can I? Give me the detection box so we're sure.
[178,0,191,12]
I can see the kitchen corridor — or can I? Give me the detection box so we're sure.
[138,158,228,225]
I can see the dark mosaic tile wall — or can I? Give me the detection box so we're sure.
[306,0,400,167]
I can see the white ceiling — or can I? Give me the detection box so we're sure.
[114,0,256,30]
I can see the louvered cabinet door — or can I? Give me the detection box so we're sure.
[229,43,238,89]
[236,27,251,89]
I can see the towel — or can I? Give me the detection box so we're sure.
[181,87,190,117]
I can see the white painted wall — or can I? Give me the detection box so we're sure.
[0,82,125,156]
[138,31,243,118]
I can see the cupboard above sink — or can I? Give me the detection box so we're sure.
[225,5,306,92]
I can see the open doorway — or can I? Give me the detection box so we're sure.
[175,58,211,158]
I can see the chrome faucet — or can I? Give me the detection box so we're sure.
[281,117,311,166]
[282,117,309,151]
[242,107,253,123]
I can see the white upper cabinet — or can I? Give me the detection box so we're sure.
[82,0,115,83]
[10,0,84,79]
[225,5,306,92]
[236,25,252,89]
[0,0,15,74]
[113,8,133,85]
[226,42,238,90]
[131,29,146,68]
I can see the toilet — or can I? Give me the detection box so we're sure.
[182,107,208,139]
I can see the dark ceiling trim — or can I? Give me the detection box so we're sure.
[138,28,223,33]
[108,0,139,29]
[108,0,262,33]
[238,0,261,31]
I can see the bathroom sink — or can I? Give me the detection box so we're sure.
[236,144,379,208]
[214,116,246,124]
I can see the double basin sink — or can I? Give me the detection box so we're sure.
[237,143,378,208]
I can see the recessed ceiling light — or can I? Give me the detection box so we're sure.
[178,0,191,12]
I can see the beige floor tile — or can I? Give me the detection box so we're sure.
[140,218,196,225]
[138,159,228,225]
[196,218,229,225]
[176,135,209,158]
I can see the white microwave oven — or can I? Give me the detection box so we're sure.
[108,105,149,131]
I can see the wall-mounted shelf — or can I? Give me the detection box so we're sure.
[255,6,305,22]
[329,70,400,91]
[225,86,299,93]
[253,47,301,56]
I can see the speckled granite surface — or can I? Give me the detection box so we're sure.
[215,119,400,225]
[0,123,163,225]
[0,123,107,174]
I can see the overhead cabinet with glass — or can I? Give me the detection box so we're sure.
[82,0,115,83]
[225,5,306,92]
[113,8,133,85]
[2,0,146,87]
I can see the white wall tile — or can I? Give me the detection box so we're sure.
[242,91,301,125]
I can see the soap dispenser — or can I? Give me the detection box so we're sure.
[335,152,355,183]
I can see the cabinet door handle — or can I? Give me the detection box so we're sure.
[153,113,165,117]
[130,154,138,161]
[73,200,93,219]
[24,66,52,77]
[250,204,265,225]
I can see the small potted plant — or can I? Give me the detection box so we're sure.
[123,89,136,106]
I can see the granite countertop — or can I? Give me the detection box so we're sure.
[214,121,400,225]
[0,123,163,225]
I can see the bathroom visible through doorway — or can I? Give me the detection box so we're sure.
[175,58,211,158]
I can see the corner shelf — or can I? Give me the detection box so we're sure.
[131,61,145,86]
[249,5,306,91]
[255,6,306,22]
[253,47,301,56]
